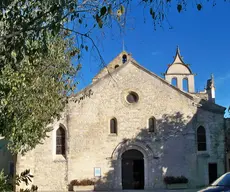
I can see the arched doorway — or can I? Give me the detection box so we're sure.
[121,149,144,189]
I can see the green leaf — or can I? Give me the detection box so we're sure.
[96,14,100,22]
[108,4,112,14]
[120,5,125,14]
[100,6,107,16]
[117,9,122,17]
[197,4,202,11]
[150,7,153,15]
[177,4,182,13]
[151,11,155,19]
[98,20,103,28]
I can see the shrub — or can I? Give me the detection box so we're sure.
[70,179,80,186]
[0,169,13,192]
[163,176,188,184]
[70,179,95,186]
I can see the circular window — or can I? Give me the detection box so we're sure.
[126,92,139,103]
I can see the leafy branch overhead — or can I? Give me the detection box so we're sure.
[0,0,223,68]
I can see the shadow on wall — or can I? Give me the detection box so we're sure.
[66,100,225,191]
[93,111,200,190]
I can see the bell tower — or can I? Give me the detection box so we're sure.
[164,46,195,93]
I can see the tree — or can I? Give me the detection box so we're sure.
[0,34,80,154]
[0,0,228,153]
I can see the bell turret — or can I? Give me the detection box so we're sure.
[164,46,195,93]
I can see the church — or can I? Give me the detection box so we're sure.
[1,48,228,191]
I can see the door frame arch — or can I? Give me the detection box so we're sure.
[111,139,154,190]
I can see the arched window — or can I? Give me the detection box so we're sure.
[149,117,156,132]
[56,127,65,155]
[183,78,189,92]
[197,126,206,151]
[171,77,177,87]
[110,118,117,134]
[122,54,127,64]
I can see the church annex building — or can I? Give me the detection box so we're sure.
[1,48,230,191]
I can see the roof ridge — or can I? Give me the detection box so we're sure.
[129,59,195,100]
[71,55,225,114]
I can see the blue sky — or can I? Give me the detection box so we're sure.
[75,1,230,116]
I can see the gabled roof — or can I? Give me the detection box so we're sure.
[72,55,195,101]
[172,46,186,64]
[71,52,226,114]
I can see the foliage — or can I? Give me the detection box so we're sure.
[0,0,127,63]
[0,169,38,192]
[0,169,12,192]
[163,176,188,184]
[16,169,38,192]
[1,0,225,63]
[70,179,95,186]
[141,0,230,29]
[0,0,126,154]
[0,34,79,154]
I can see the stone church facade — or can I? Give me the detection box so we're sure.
[14,48,228,191]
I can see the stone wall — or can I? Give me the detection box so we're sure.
[15,116,68,191]
[16,60,226,191]
[225,118,230,171]
[92,51,131,82]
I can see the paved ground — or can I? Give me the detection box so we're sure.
[38,190,203,192]
[46,189,203,192]
[153,190,201,192]
[97,190,202,192]
[28,189,203,192]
